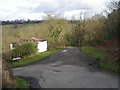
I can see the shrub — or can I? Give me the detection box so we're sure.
[12,42,37,58]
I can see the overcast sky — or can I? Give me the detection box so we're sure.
[0,0,110,20]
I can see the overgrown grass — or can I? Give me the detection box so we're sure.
[81,46,119,73]
[10,48,64,68]
[13,77,29,88]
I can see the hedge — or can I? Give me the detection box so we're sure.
[12,42,37,58]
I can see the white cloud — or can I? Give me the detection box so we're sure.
[15,12,46,20]
[63,10,86,20]
[0,0,110,20]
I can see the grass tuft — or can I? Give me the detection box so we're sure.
[13,77,29,88]
[99,61,119,73]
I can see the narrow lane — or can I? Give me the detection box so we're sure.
[13,47,118,88]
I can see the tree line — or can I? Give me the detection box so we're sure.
[1,19,43,25]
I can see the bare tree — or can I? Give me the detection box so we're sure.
[106,0,119,11]
[72,12,86,48]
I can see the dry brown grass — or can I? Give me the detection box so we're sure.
[2,59,16,88]
[94,39,119,62]
[2,20,72,52]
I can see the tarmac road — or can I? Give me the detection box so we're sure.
[12,47,118,88]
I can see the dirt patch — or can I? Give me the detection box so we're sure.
[93,39,119,62]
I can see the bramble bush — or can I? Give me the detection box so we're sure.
[2,52,12,62]
[12,42,37,58]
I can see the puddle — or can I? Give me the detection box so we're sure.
[62,50,67,52]
[50,61,63,67]
[53,70,61,72]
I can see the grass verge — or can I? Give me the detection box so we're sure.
[81,46,109,60]
[81,46,119,73]
[10,48,64,68]
[99,61,119,73]
[13,77,29,88]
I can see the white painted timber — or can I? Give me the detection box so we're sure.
[10,44,13,50]
[12,57,21,61]
[37,41,47,52]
